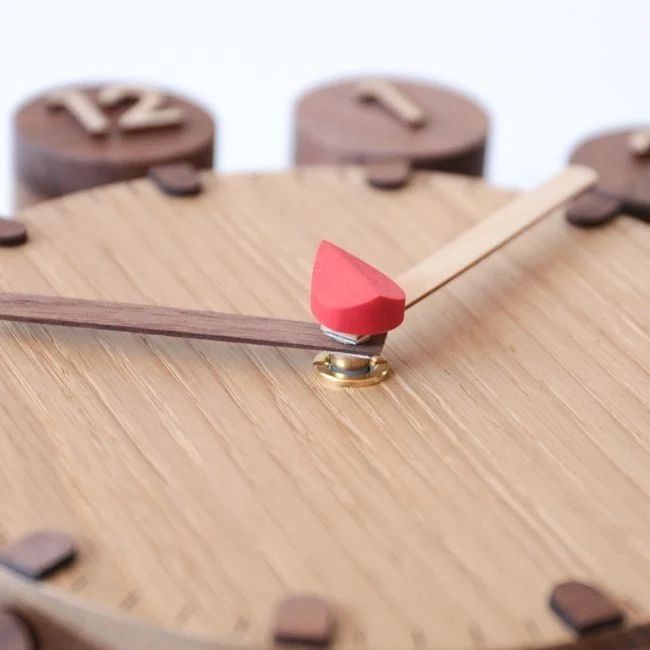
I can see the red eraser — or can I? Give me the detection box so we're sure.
[310,240,405,336]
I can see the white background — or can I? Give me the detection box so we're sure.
[1,0,649,212]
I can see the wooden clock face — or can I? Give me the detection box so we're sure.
[0,168,648,649]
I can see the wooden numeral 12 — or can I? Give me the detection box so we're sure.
[46,85,185,136]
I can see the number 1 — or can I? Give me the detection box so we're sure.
[46,89,110,136]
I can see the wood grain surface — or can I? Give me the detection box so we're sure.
[0,167,648,649]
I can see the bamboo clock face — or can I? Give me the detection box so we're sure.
[0,168,648,649]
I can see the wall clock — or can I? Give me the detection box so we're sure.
[0,156,647,650]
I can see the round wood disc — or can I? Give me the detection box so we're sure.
[0,168,648,649]
[13,84,215,208]
[294,77,489,175]
[570,128,650,215]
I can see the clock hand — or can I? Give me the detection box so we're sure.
[312,165,597,386]
[0,293,386,357]
[398,165,598,309]
[0,167,595,369]
[313,166,597,343]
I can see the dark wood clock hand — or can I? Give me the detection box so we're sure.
[0,293,386,356]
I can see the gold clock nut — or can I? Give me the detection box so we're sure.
[313,352,390,387]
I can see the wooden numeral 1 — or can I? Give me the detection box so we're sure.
[46,89,110,136]
[357,79,427,129]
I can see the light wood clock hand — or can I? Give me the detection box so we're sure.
[0,164,647,650]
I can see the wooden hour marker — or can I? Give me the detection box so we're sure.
[0,293,386,356]
[565,189,621,227]
[549,581,625,634]
[0,531,77,580]
[357,79,427,128]
[0,218,28,246]
[364,159,412,190]
[46,89,110,136]
[149,162,202,196]
[98,84,185,131]
[273,595,336,646]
